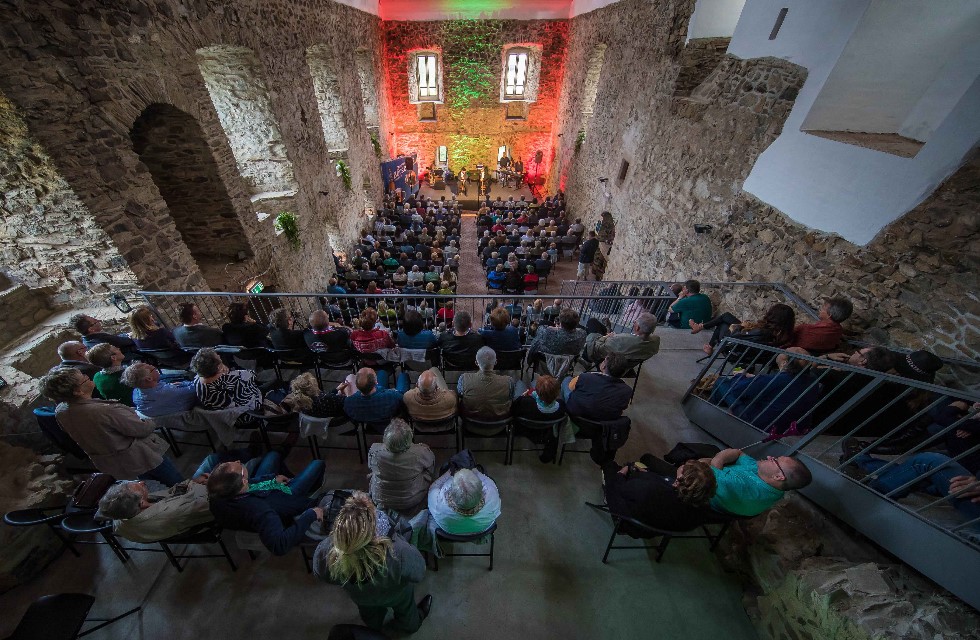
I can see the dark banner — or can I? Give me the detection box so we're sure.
[381,154,417,194]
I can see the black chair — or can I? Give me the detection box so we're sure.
[271,348,317,384]
[244,410,315,457]
[60,511,131,565]
[508,415,567,465]
[558,415,631,465]
[357,419,397,457]
[493,349,525,379]
[439,349,478,382]
[5,593,140,640]
[133,347,191,370]
[156,523,238,572]
[409,415,460,452]
[430,522,497,571]
[588,357,647,402]
[234,346,278,376]
[459,416,512,465]
[3,506,82,558]
[32,407,95,473]
[585,502,735,563]
[535,262,552,289]
[301,414,364,463]
[312,348,357,387]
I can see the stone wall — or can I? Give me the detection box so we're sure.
[0,92,138,306]
[674,37,731,97]
[382,20,568,180]
[0,0,387,296]
[717,495,980,640]
[553,0,978,387]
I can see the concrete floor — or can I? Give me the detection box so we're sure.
[0,326,758,639]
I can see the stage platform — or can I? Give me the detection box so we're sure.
[417,181,536,211]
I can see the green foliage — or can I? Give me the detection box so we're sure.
[274,211,300,250]
[336,160,352,191]
[370,131,382,158]
[575,129,586,153]
[441,20,500,112]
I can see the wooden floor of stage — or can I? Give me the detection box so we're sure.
[417,180,537,209]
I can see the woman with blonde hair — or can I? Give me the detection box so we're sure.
[313,491,431,632]
[280,372,344,418]
[129,305,179,350]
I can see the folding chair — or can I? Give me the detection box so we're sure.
[156,523,238,572]
[493,349,526,381]
[430,522,497,571]
[508,415,567,465]
[60,511,131,565]
[439,349,478,383]
[5,593,140,640]
[32,407,96,473]
[311,348,357,388]
[459,416,512,465]
[301,414,364,463]
[410,415,460,452]
[584,502,735,563]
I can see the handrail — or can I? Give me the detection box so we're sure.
[681,336,980,610]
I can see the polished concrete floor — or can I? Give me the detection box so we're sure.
[0,325,758,640]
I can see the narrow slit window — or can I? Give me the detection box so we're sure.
[505,51,528,98]
[769,8,788,40]
[417,54,438,100]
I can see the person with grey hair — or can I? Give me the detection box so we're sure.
[456,347,525,425]
[122,362,197,417]
[427,468,501,535]
[99,475,213,543]
[528,307,587,360]
[403,368,457,424]
[789,296,853,354]
[584,312,661,364]
[191,347,262,413]
[367,418,436,515]
[51,341,99,379]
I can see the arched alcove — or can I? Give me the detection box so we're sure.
[130,103,252,289]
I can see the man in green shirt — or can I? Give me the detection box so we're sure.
[667,279,713,328]
[704,448,812,517]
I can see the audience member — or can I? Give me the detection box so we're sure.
[427,468,501,535]
[314,492,431,633]
[396,310,437,350]
[190,347,262,416]
[710,347,820,433]
[584,312,660,363]
[207,453,326,555]
[88,343,134,406]
[528,307,586,360]
[122,362,196,417]
[705,448,812,517]
[280,372,345,418]
[457,347,524,423]
[268,308,307,350]
[129,305,180,351]
[173,303,223,348]
[403,369,457,424]
[788,297,853,353]
[692,303,795,356]
[222,302,269,347]
[71,313,135,350]
[437,311,484,363]
[368,418,436,515]
[564,353,633,422]
[306,310,351,352]
[577,231,600,280]
[601,458,717,532]
[478,307,522,352]
[99,475,213,543]
[342,367,407,426]
[51,341,99,379]
[40,368,182,485]
[666,280,712,328]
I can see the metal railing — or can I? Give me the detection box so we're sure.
[135,291,673,346]
[682,337,980,610]
[568,279,979,386]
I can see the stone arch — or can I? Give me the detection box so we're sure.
[130,103,252,289]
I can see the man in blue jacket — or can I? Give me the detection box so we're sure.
[207,455,325,555]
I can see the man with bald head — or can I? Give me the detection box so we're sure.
[304,309,350,352]
[51,341,99,379]
[403,368,457,424]
[343,367,407,426]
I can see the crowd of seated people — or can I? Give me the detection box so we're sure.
[477,194,566,293]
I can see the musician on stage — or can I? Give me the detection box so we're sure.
[498,154,512,188]
[513,158,525,188]
[458,166,468,196]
